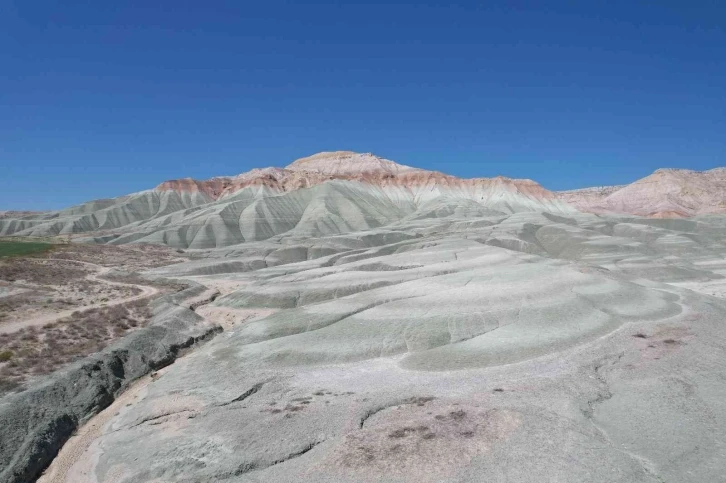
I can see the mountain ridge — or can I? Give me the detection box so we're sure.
[1,152,724,249]
[155,151,550,201]
[556,166,726,218]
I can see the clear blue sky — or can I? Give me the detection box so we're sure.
[2,1,724,210]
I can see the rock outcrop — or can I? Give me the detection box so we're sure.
[0,282,221,483]
[556,168,726,218]
[2,153,723,247]
[0,151,574,247]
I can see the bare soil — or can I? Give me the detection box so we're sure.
[0,243,188,395]
[45,243,187,270]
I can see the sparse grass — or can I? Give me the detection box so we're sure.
[101,272,187,292]
[0,298,154,395]
[633,333,649,339]
[0,243,187,396]
[0,258,88,284]
[48,243,187,269]
[0,240,54,258]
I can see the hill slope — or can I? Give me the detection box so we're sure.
[556,168,726,217]
[0,152,574,248]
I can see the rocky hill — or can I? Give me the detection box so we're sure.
[2,153,724,249]
[0,152,574,248]
[556,167,726,218]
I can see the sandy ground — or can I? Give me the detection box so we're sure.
[195,305,277,330]
[184,276,252,295]
[180,277,276,330]
[34,274,274,482]
[37,372,158,483]
[35,281,225,483]
[37,365,212,483]
[12,213,726,483]
[0,260,159,335]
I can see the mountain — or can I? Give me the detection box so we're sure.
[5,154,726,483]
[0,151,574,248]
[555,185,624,213]
[556,168,726,218]
[2,153,724,248]
[286,150,420,175]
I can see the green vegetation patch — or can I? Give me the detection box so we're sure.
[0,240,54,258]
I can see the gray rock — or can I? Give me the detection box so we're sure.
[0,283,221,483]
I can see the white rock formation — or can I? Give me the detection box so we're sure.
[556,167,726,217]
[0,151,576,247]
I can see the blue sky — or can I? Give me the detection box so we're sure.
[2,1,724,210]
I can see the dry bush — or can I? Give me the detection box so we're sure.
[101,272,187,292]
[0,259,88,284]
[49,243,186,269]
[0,297,155,396]
[0,244,187,396]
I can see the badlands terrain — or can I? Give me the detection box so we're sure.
[1,152,726,482]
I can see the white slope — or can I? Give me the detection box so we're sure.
[0,190,212,238]
[286,151,420,175]
[1,151,576,247]
[73,210,726,483]
[557,167,726,218]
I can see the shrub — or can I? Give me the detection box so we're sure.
[0,350,13,362]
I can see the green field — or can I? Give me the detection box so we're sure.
[0,240,54,258]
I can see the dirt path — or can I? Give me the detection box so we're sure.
[184,276,275,329]
[36,278,221,483]
[37,373,156,483]
[183,275,252,296]
[0,260,160,334]
[195,305,277,330]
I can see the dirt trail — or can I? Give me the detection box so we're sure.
[37,372,156,483]
[195,305,276,330]
[183,276,276,329]
[0,259,160,334]
[37,278,221,483]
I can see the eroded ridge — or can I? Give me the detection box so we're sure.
[4,199,726,482]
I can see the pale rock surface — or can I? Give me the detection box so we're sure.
[0,152,575,247]
[21,208,726,483]
[556,167,726,217]
[286,151,420,175]
[4,153,726,483]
